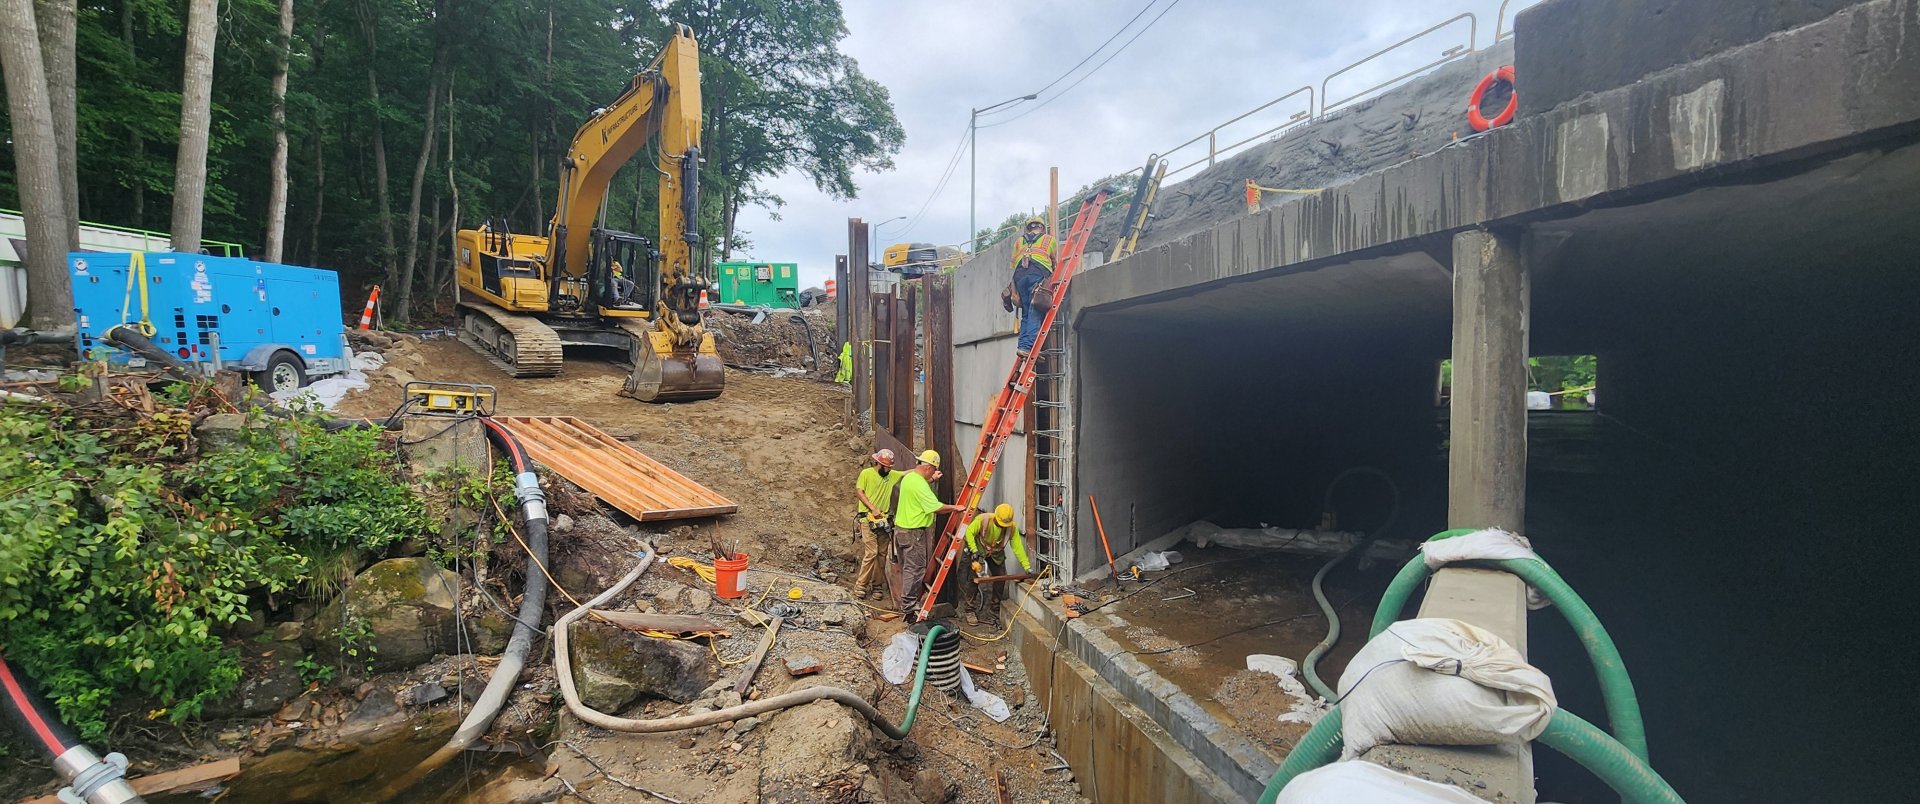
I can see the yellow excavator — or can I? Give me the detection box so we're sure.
[452,24,723,402]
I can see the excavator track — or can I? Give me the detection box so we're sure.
[458,303,565,378]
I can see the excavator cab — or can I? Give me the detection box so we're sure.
[586,228,656,313]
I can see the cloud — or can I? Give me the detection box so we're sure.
[729,0,1539,289]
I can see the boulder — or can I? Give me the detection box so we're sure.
[313,558,463,673]
[205,642,306,718]
[567,621,712,712]
[194,413,274,453]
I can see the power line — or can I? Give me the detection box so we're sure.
[980,0,1186,129]
[892,122,974,239]
[974,0,1163,120]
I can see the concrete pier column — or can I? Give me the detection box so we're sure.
[1448,228,1529,530]
[1365,228,1535,802]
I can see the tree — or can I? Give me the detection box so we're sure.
[0,0,75,330]
[626,1,904,263]
[170,0,219,252]
[263,0,295,262]
[394,0,452,319]
[33,0,77,253]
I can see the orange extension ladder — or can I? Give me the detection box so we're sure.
[913,187,1114,623]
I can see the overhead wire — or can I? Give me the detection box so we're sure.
[892,123,974,238]
[976,0,1164,115]
[979,0,1187,129]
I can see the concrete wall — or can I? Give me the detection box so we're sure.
[950,237,1024,505]
[1516,0,1870,115]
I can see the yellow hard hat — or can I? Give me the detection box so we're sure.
[1024,217,1046,230]
[918,450,941,468]
[993,504,1014,527]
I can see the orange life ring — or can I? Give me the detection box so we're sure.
[1467,65,1517,132]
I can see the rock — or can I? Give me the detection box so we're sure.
[685,588,713,613]
[912,767,958,804]
[679,736,697,750]
[194,413,274,453]
[204,642,306,718]
[568,621,713,711]
[783,655,823,677]
[734,716,761,735]
[406,682,449,707]
[1007,686,1026,708]
[755,700,866,799]
[554,514,575,534]
[466,608,516,655]
[271,621,306,643]
[701,679,733,697]
[312,558,464,673]
[717,690,743,709]
[229,609,267,639]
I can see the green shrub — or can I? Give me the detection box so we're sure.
[0,396,433,740]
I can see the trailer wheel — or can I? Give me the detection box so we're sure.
[254,351,307,394]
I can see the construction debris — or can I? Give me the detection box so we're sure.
[783,655,823,677]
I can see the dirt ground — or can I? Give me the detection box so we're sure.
[335,337,1083,804]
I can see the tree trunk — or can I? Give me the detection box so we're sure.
[169,0,219,253]
[0,0,75,330]
[33,0,76,249]
[395,55,447,320]
[356,1,395,285]
[531,133,543,230]
[263,0,294,262]
[121,0,141,226]
[306,119,326,265]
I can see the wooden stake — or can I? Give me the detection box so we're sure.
[733,613,783,696]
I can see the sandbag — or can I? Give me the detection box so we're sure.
[1278,760,1486,803]
[1338,618,1555,759]
[1420,528,1552,610]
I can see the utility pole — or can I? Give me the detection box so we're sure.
[870,215,905,266]
[969,93,1038,253]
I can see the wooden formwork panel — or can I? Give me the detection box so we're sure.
[494,416,736,521]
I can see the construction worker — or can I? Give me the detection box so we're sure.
[889,450,964,619]
[959,503,1032,626]
[1003,217,1055,357]
[610,260,636,305]
[852,449,901,602]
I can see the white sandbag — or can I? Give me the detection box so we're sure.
[349,350,387,371]
[1338,618,1555,759]
[270,370,368,411]
[881,632,920,685]
[1246,654,1328,724]
[1420,529,1552,610]
[1278,760,1486,803]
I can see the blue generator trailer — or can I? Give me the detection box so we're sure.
[68,252,350,394]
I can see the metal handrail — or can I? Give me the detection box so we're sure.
[1320,12,1477,116]
[1162,86,1315,180]
[1495,0,1517,41]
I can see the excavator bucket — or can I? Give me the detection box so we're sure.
[621,324,724,402]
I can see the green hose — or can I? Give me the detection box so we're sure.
[1256,707,1344,804]
[1539,710,1685,804]
[1256,708,1682,803]
[1369,531,1648,762]
[1301,552,1347,700]
[893,624,946,735]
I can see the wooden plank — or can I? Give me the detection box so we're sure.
[20,758,241,804]
[589,611,730,636]
[494,416,736,521]
[962,661,996,675]
[734,614,784,695]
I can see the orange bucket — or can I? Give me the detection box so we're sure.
[714,553,750,599]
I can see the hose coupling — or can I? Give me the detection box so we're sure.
[514,471,549,523]
[54,746,141,804]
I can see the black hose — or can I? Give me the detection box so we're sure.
[377,417,549,799]
[0,653,141,803]
[789,314,823,375]
[101,326,197,383]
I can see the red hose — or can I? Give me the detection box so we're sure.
[0,652,76,757]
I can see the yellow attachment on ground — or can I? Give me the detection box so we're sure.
[787,587,804,600]
[667,556,717,584]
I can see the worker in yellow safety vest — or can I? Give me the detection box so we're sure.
[852,449,902,602]
[889,450,965,619]
[959,503,1032,626]
[1002,217,1055,357]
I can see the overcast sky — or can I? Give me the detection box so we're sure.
[732,0,1540,289]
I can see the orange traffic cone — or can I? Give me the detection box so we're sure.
[697,289,710,310]
[358,285,382,330]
